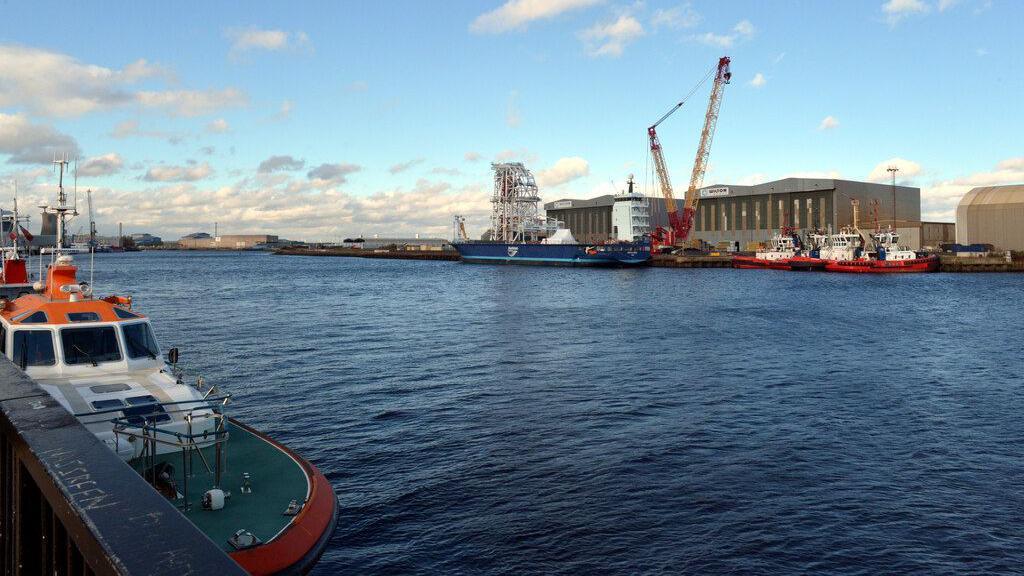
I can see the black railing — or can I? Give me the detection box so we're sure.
[0,357,248,575]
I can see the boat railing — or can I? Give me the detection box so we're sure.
[0,356,247,574]
[113,405,231,508]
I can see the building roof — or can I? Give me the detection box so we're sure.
[544,177,920,209]
[958,185,1024,207]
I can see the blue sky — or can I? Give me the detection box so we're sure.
[0,0,1020,240]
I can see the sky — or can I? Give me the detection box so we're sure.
[0,0,1021,241]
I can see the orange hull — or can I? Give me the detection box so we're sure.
[227,419,338,575]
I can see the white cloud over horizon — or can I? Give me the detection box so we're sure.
[470,0,600,34]
[818,115,840,130]
[226,27,312,58]
[580,15,645,57]
[536,156,590,187]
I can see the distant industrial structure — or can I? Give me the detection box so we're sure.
[956,185,1024,251]
[547,177,934,249]
[178,233,280,249]
[342,237,449,251]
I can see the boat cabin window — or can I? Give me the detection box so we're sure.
[14,311,48,324]
[60,327,122,365]
[122,323,159,359]
[12,330,56,367]
[91,399,125,411]
[113,307,141,320]
[123,395,171,424]
[67,312,101,323]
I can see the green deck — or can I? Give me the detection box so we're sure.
[130,421,309,552]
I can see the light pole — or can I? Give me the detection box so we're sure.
[886,166,898,231]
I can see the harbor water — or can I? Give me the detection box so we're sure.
[90,251,1023,574]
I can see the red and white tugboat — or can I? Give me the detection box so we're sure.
[0,160,337,574]
[733,229,801,270]
[824,227,939,273]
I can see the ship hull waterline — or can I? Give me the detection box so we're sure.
[454,242,651,267]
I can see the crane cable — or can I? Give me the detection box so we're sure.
[650,64,717,129]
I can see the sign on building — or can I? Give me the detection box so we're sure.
[700,187,730,198]
[552,200,573,209]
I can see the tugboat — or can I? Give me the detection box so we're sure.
[733,227,803,270]
[824,226,939,273]
[0,160,337,575]
[453,163,651,266]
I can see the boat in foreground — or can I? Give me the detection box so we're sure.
[0,160,336,574]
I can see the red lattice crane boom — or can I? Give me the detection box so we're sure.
[649,56,731,249]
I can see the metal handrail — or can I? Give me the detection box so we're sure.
[73,393,231,418]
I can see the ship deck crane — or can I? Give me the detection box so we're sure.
[649,56,731,251]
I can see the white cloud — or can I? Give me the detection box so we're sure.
[257,155,305,173]
[938,0,958,11]
[464,151,482,162]
[749,72,766,88]
[307,162,361,184]
[0,44,243,118]
[78,153,124,177]
[470,0,600,34]
[536,156,589,187]
[774,52,786,64]
[206,118,230,133]
[882,0,929,25]
[580,15,645,57]
[388,158,424,175]
[143,162,214,182]
[693,19,755,48]
[694,32,733,48]
[818,115,840,130]
[109,119,185,144]
[920,157,1024,221]
[651,5,701,29]
[226,28,313,58]
[733,20,755,36]
[0,113,81,163]
[136,88,248,117]
[506,90,522,127]
[867,157,923,183]
[975,47,988,57]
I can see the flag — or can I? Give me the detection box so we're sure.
[19,226,33,241]
[7,232,15,241]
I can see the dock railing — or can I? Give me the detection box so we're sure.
[0,356,247,575]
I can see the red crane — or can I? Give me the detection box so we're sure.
[649,56,731,251]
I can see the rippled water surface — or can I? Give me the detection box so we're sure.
[91,251,1024,575]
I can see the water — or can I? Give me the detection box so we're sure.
[89,251,1024,575]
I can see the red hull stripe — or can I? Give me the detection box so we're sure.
[227,419,339,576]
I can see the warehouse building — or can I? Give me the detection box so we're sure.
[179,234,279,249]
[545,177,923,248]
[956,185,1024,251]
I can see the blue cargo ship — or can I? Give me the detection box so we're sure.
[455,240,651,266]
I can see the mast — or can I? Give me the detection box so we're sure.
[42,156,79,256]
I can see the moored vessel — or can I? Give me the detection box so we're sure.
[454,162,651,266]
[0,160,337,574]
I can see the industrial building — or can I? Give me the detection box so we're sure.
[343,237,450,251]
[178,234,279,249]
[546,177,924,248]
[956,185,1024,251]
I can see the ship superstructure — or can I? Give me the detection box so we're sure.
[612,175,651,242]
